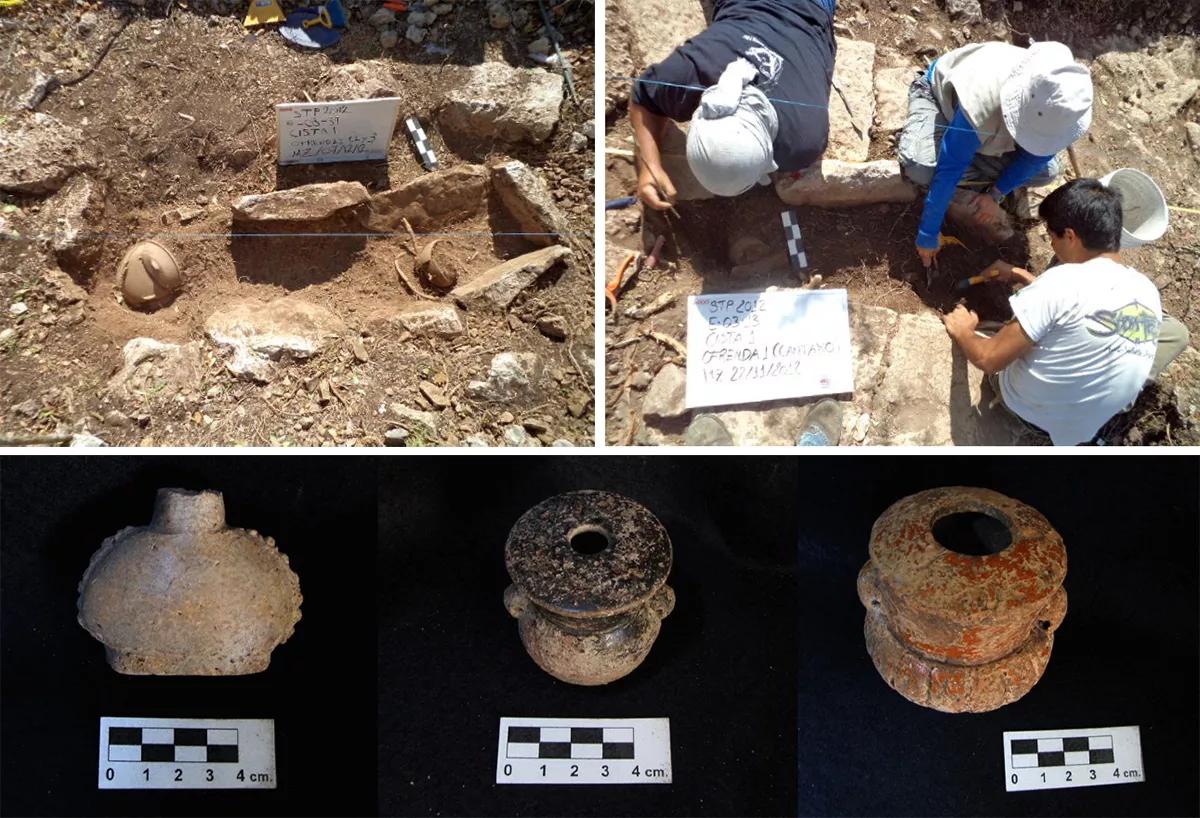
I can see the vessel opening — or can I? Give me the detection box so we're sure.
[569,525,610,555]
[932,511,1012,555]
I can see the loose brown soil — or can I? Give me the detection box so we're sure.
[0,0,595,446]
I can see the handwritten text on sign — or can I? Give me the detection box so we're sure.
[276,97,401,165]
[685,289,854,408]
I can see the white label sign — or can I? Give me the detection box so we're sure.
[1004,725,1144,792]
[496,717,671,784]
[98,717,276,789]
[685,289,854,409]
[276,97,401,165]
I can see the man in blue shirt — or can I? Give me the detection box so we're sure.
[896,41,1094,272]
[630,0,836,208]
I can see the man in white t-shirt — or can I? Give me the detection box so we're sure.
[942,178,1190,445]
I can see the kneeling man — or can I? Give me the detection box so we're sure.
[943,179,1189,445]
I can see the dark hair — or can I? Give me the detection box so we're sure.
[1038,179,1124,252]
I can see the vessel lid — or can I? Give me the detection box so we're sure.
[868,486,1066,621]
[505,490,672,618]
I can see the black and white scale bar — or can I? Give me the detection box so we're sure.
[1003,726,1144,792]
[98,717,276,790]
[780,209,808,272]
[505,726,635,759]
[497,717,671,784]
[1009,735,1114,768]
[405,116,438,171]
[107,726,238,763]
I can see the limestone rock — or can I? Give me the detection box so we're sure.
[1186,122,1200,158]
[875,66,915,135]
[943,0,982,23]
[50,175,105,269]
[365,165,488,232]
[863,310,1028,446]
[490,160,573,247]
[5,69,54,111]
[0,113,94,194]
[466,352,544,403]
[231,181,370,224]
[1094,41,1200,125]
[611,0,705,69]
[369,7,395,26]
[206,297,347,382]
[776,160,916,208]
[502,424,541,446]
[42,268,88,306]
[390,403,441,437]
[604,5,637,115]
[451,246,571,310]
[828,38,876,162]
[642,363,687,421]
[487,2,511,28]
[390,303,466,338]
[318,61,399,100]
[439,63,563,143]
[107,338,205,400]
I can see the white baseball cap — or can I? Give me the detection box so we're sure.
[1000,41,1093,157]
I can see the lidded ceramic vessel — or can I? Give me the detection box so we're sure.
[858,487,1067,713]
[504,490,674,685]
[77,488,302,675]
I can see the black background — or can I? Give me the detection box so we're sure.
[797,456,1200,817]
[378,456,801,817]
[0,456,377,817]
[4,454,1198,818]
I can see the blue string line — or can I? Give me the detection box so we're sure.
[611,74,996,136]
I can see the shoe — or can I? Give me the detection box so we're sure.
[684,414,734,446]
[795,399,843,446]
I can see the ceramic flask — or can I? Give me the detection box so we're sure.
[77,488,302,675]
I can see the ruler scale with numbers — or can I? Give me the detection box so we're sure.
[1004,725,1144,792]
[496,717,672,784]
[98,717,277,789]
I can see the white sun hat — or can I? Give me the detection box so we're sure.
[1000,41,1093,157]
[687,57,779,197]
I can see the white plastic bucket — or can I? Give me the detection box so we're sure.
[1099,168,1169,248]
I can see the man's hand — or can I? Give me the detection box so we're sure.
[973,192,1004,225]
[637,165,677,211]
[943,303,980,339]
[917,244,939,268]
[982,259,1036,286]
